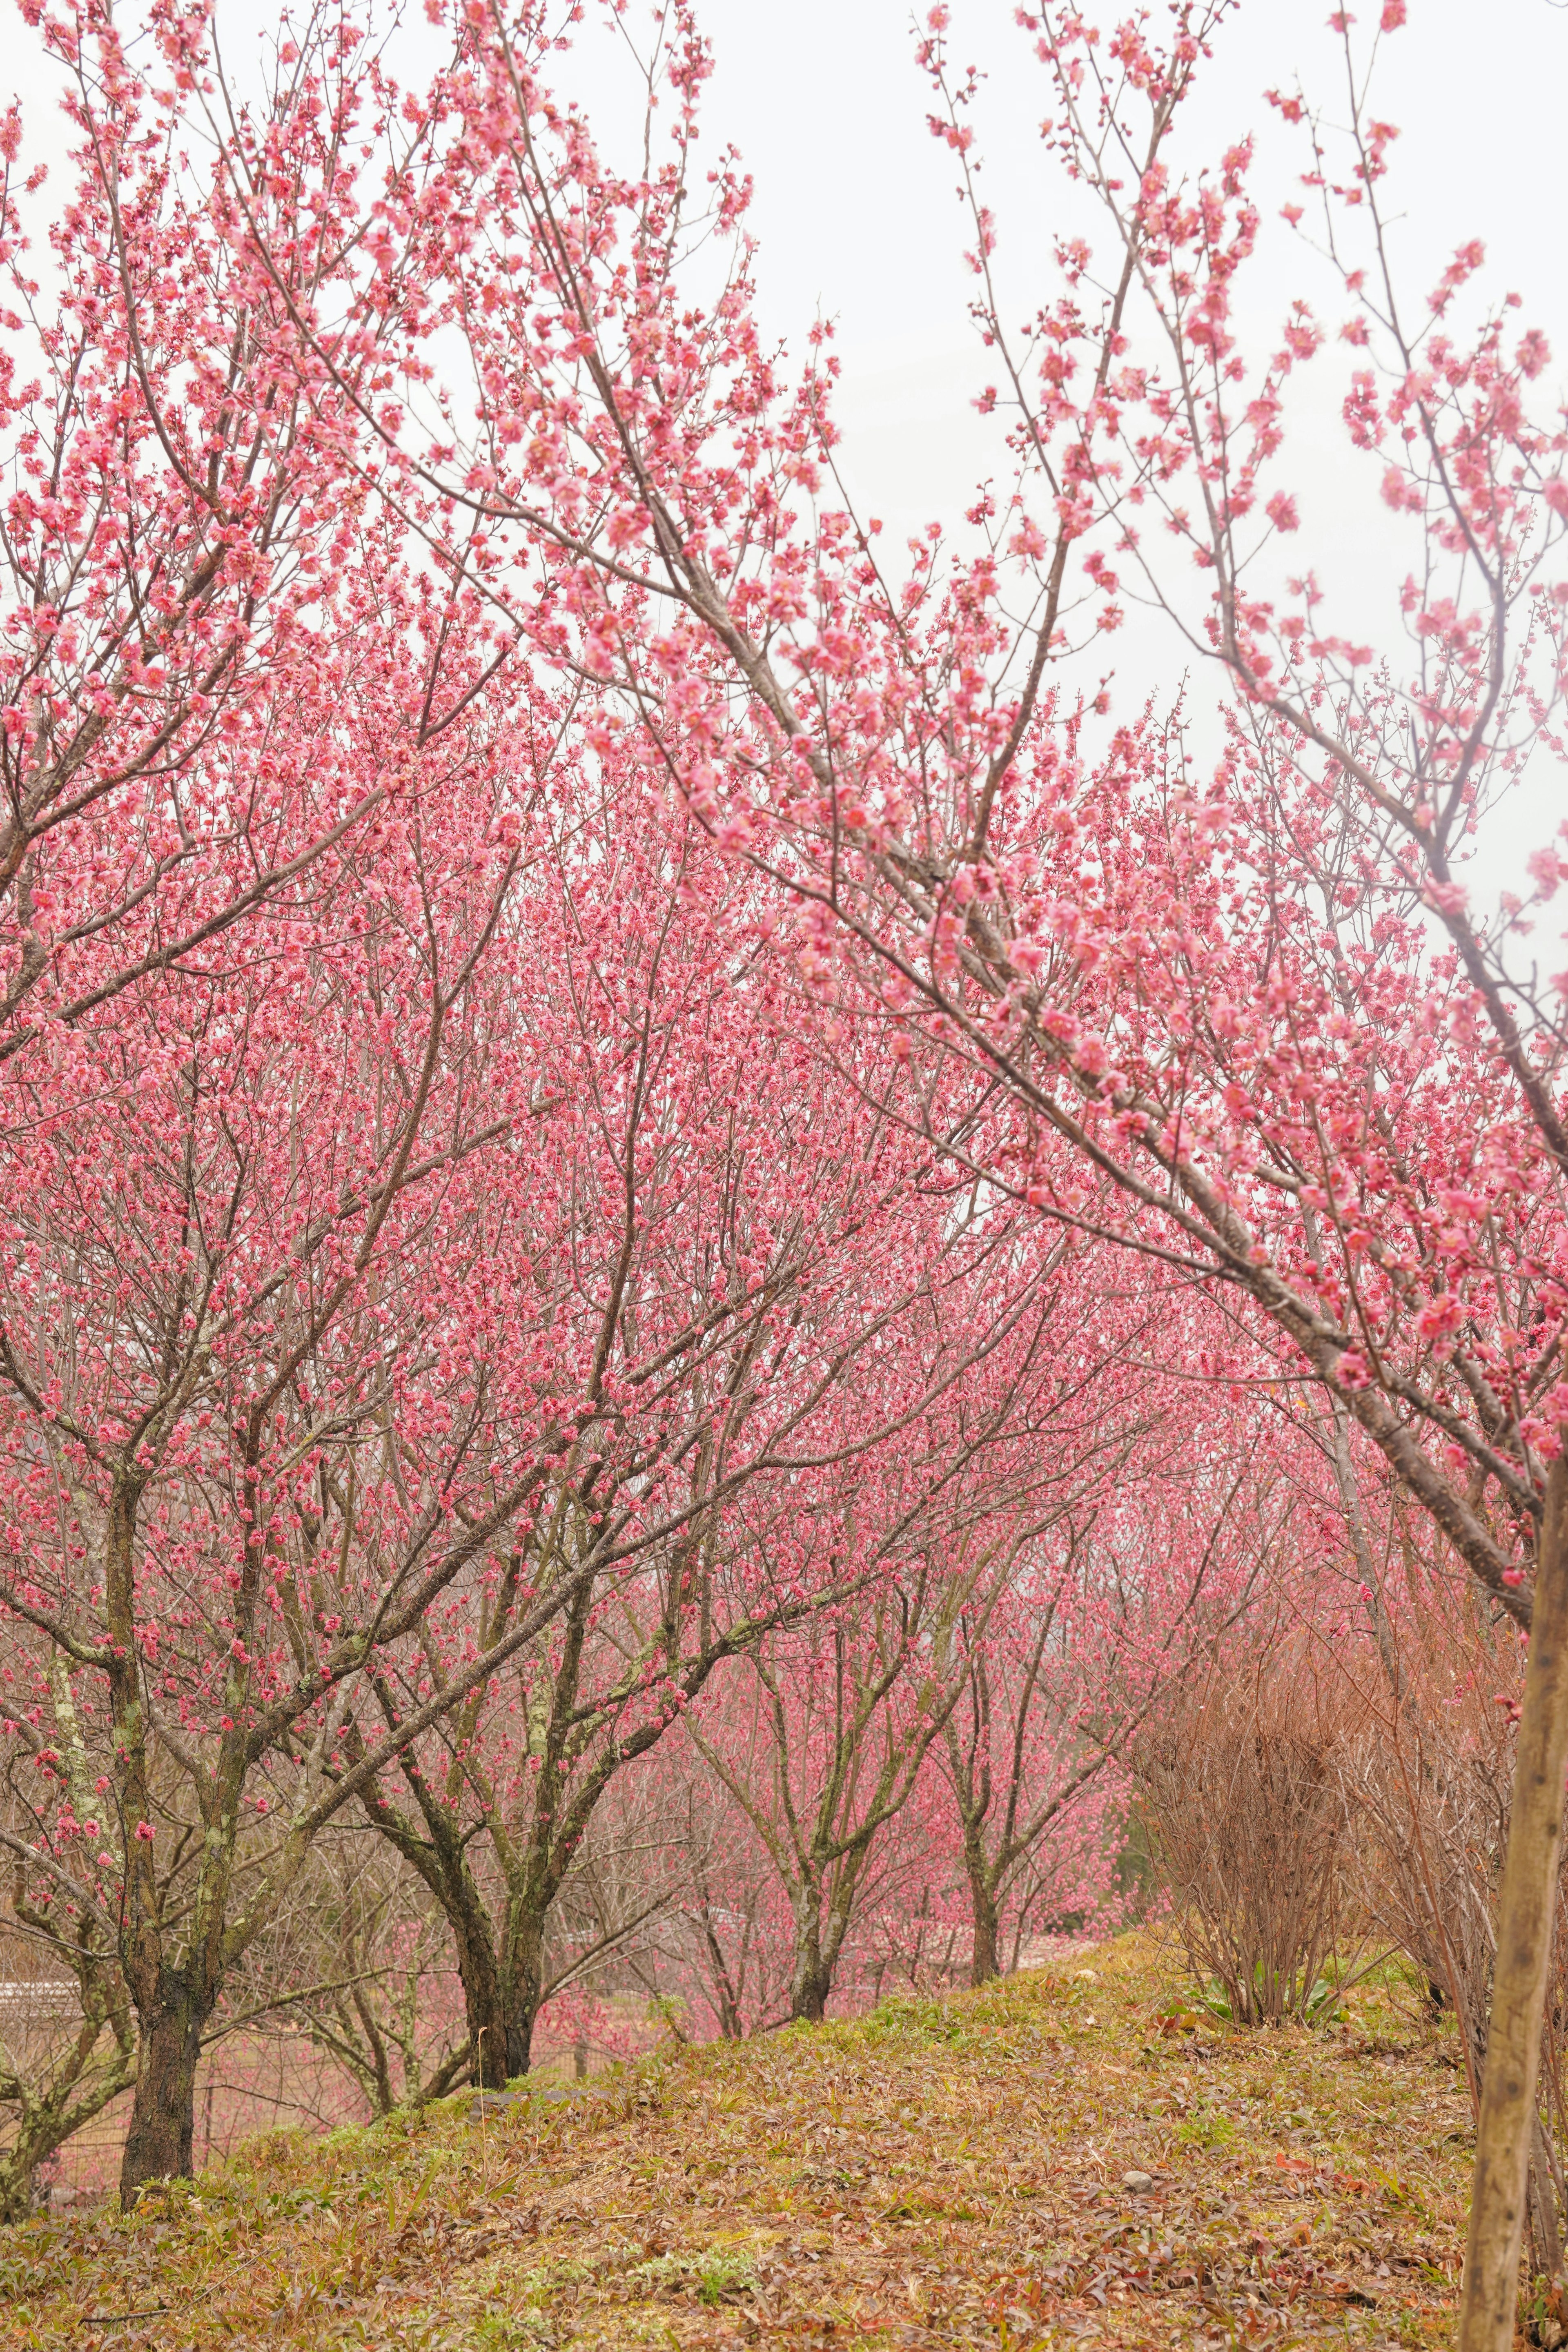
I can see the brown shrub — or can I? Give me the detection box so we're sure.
[1336,1585,1568,2320]
[1135,1643,1369,2026]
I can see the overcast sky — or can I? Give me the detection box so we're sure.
[686,0,1568,540]
[16,0,1563,509]
[677,0,1568,900]
[12,0,1567,886]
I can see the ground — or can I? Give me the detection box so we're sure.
[0,1936,1481,2350]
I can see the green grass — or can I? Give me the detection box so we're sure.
[0,1934,1478,2349]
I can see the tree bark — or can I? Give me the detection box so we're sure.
[453,1895,542,2082]
[500,1908,544,2078]
[969,1870,1002,1987]
[699,1910,745,2039]
[120,1980,209,2207]
[354,1748,523,2087]
[790,1949,831,2023]
[449,1896,511,2089]
[0,2155,40,2227]
[1459,1455,1568,2351]
[789,1885,831,2022]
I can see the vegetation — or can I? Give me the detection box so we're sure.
[6,0,1568,2337]
[0,1936,1479,2350]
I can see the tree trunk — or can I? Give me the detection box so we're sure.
[501,1993,538,2076]
[700,1913,745,2039]
[1459,1455,1568,2352]
[381,1814,514,2089]
[467,1992,513,2089]
[450,1907,511,2089]
[120,1982,209,2207]
[968,1860,1001,1986]
[350,1980,397,2114]
[790,1947,831,2022]
[464,1947,539,2081]
[0,2152,40,2226]
[789,1887,831,2022]
[499,1901,546,2078]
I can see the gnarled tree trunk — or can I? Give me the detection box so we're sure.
[968,1863,1002,1987]
[499,1906,546,2078]
[789,1902,832,2023]
[121,1976,211,2205]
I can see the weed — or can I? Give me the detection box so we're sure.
[629,2245,758,2305]
[0,1934,1474,2352]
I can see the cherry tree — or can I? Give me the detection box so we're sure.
[943,1399,1271,1983]
[14,2,1568,2309]
[936,13,1568,2330]
[0,595,605,2200]
[345,788,1102,2074]
[0,0,1172,2189]
[645,1757,797,2040]
[681,1245,1164,2022]
[0,0,452,1071]
[332,0,1554,1633]
[289,4,1568,2322]
[0,0,553,2201]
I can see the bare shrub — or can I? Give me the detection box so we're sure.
[1339,1601,1508,2094]
[1135,1644,1368,2025]
[0,1768,136,2220]
[1338,1584,1568,2328]
[223,1830,468,2117]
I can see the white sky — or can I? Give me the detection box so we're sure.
[17,0,1563,507]
[682,0,1568,903]
[691,0,1568,533]
[11,0,1567,890]
[696,0,1565,905]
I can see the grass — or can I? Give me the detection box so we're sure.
[0,1933,1479,2350]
